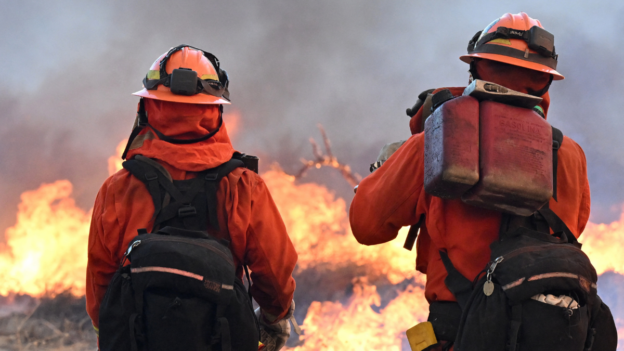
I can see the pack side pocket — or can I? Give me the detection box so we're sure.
[99,266,135,351]
[222,278,260,351]
[587,297,618,351]
[519,299,589,351]
[143,288,217,351]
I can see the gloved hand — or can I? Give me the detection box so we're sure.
[255,300,295,351]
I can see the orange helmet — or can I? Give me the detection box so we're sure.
[133,45,231,104]
[460,13,564,80]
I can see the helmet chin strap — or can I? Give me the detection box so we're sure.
[469,60,481,82]
[527,74,553,97]
[121,99,223,159]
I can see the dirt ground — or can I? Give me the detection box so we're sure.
[0,293,96,351]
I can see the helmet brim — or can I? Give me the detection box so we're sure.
[460,53,564,80]
[132,88,231,104]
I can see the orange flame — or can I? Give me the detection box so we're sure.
[262,168,422,285]
[262,168,427,349]
[291,277,427,350]
[108,140,127,176]
[580,208,624,275]
[0,180,91,297]
[223,110,241,140]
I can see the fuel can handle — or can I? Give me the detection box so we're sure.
[406,322,438,351]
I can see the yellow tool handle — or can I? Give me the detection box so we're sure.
[406,322,438,351]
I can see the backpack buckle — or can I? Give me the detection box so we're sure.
[205,172,218,181]
[178,205,197,218]
[145,172,158,181]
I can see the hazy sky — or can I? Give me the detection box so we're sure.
[1,0,623,236]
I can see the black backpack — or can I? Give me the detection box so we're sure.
[98,154,260,351]
[441,206,617,351]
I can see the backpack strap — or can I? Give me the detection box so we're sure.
[508,304,523,351]
[123,158,169,221]
[212,304,232,351]
[438,251,473,309]
[123,156,246,232]
[202,158,245,231]
[403,215,424,251]
[537,206,580,246]
[232,152,259,174]
[154,159,244,231]
[551,126,563,201]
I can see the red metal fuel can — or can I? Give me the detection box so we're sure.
[424,96,480,199]
[462,100,553,216]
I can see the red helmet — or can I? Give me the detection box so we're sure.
[133,45,231,104]
[460,12,564,80]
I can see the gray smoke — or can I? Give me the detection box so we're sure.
[2,1,624,226]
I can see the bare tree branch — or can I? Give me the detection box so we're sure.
[294,125,362,187]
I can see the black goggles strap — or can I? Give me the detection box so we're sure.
[142,75,230,100]
[469,43,558,70]
[475,27,530,48]
[159,44,222,79]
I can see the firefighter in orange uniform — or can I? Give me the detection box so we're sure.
[349,13,616,350]
[86,45,297,350]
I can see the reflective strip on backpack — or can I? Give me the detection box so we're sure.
[132,266,204,281]
[501,277,526,291]
[501,272,597,292]
[131,266,235,292]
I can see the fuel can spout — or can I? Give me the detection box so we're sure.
[463,79,543,109]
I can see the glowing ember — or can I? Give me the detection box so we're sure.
[0,180,91,297]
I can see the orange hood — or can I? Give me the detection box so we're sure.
[126,98,235,171]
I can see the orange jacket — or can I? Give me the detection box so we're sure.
[349,88,590,304]
[86,99,297,328]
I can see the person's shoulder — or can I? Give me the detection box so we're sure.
[107,167,133,185]
[226,165,265,188]
[561,135,587,159]
[97,168,134,197]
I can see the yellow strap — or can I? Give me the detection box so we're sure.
[489,38,511,45]
[201,73,219,81]
[93,325,99,336]
[147,70,160,80]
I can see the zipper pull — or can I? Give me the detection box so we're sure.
[125,240,142,257]
[483,256,504,297]
[119,240,141,269]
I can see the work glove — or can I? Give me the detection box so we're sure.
[370,140,406,172]
[255,300,296,351]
